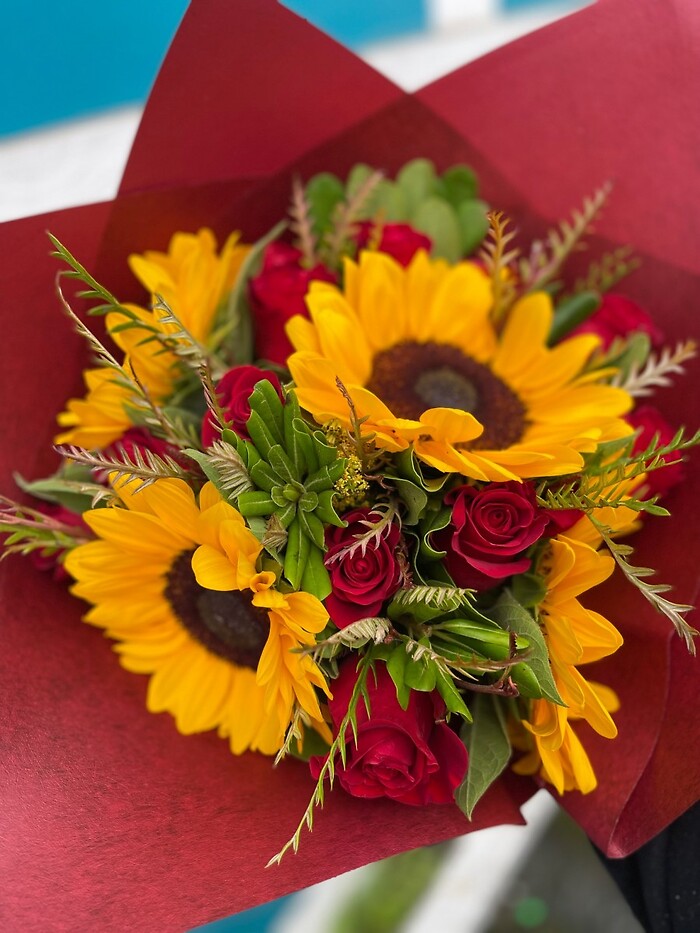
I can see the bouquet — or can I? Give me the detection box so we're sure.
[2,0,698,929]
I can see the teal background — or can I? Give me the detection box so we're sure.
[0,0,426,137]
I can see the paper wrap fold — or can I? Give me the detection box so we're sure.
[1,1,698,930]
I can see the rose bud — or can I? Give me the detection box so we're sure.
[324,509,404,628]
[355,222,432,267]
[201,365,284,447]
[310,659,468,806]
[569,293,664,350]
[249,241,335,365]
[629,405,685,498]
[433,482,549,591]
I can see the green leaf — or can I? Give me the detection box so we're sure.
[306,172,345,236]
[345,163,375,203]
[314,488,345,527]
[510,572,547,609]
[386,648,411,709]
[412,197,462,263]
[248,460,278,492]
[390,476,428,525]
[456,693,511,818]
[548,290,601,344]
[487,590,563,705]
[371,179,408,222]
[14,471,94,514]
[245,411,278,460]
[219,221,285,364]
[397,158,438,214]
[284,518,311,590]
[440,165,479,205]
[300,544,332,600]
[297,509,326,550]
[456,200,490,255]
[403,653,437,692]
[267,445,299,484]
[435,667,472,721]
[182,449,232,502]
[237,490,275,517]
[248,380,285,442]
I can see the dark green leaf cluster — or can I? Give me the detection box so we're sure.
[228,381,346,599]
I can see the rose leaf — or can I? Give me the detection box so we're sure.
[456,693,511,819]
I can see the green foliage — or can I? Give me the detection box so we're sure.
[487,590,563,704]
[296,158,489,267]
[233,383,346,598]
[456,693,512,818]
[548,290,601,345]
[268,651,374,866]
[591,516,698,654]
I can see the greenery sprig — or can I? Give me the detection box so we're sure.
[591,516,698,654]
[267,651,374,866]
[55,443,191,493]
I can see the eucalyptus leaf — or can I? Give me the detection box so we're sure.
[412,197,462,263]
[440,165,479,205]
[456,200,490,255]
[456,693,511,818]
[397,158,438,214]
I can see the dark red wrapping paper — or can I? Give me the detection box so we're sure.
[1,0,698,930]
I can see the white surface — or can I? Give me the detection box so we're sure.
[273,791,559,933]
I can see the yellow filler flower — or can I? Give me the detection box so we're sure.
[64,477,330,755]
[514,518,624,793]
[56,229,249,449]
[287,250,633,481]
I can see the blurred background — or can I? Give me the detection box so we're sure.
[1,1,642,930]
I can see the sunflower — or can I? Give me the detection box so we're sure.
[64,477,330,755]
[513,518,623,793]
[287,250,633,482]
[55,229,249,450]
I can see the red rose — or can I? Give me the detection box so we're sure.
[355,222,432,267]
[570,293,664,349]
[629,405,685,498]
[310,660,468,806]
[249,242,335,365]
[433,482,549,590]
[324,509,404,628]
[201,365,284,446]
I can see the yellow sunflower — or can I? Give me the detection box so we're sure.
[64,477,331,755]
[56,229,249,450]
[513,519,623,793]
[287,250,633,482]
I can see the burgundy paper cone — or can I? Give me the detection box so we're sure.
[1,0,698,929]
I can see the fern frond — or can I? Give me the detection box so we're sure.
[55,444,190,492]
[268,652,373,865]
[304,617,393,659]
[289,176,318,267]
[591,517,698,654]
[519,183,611,291]
[479,211,519,322]
[323,170,384,265]
[205,440,253,498]
[611,340,697,397]
[391,585,475,611]
[325,502,398,563]
[573,246,640,294]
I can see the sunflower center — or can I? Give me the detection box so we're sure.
[366,341,526,449]
[165,551,268,668]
